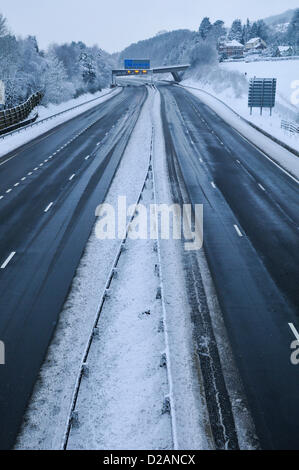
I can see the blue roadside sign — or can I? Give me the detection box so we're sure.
[124,59,151,70]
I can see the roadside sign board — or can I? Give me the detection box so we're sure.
[124,59,150,70]
[248,78,277,115]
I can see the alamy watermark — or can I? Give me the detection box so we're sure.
[290,340,299,366]
[290,80,299,106]
[289,323,299,365]
[95,196,203,251]
[0,341,5,365]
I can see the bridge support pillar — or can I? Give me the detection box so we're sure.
[171,71,181,82]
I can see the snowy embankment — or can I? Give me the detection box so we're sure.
[183,59,299,155]
[0,88,121,159]
[182,60,299,180]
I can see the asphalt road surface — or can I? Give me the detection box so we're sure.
[0,86,147,449]
[1,79,298,450]
[158,82,299,450]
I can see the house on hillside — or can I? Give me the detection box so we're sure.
[245,37,267,52]
[277,45,294,56]
[218,40,244,58]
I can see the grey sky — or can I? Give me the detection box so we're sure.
[1,0,298,53]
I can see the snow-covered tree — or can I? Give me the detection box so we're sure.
[190,39,217,66]
[42,52,74,104]
[228,19,243,43]
[199,17,212,40]
[0,13,8,37]
[242,19,251,44]
[287,9,299,49]
[209,20,226,42]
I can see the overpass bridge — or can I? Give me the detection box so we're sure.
[112,61,190,85]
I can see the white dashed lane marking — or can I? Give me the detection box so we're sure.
[234,225,243,237]
[44,202,54,213]
[1,252,16,269]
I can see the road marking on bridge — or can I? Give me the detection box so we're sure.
[21,177,26,181]
[234,225,243,237]
[69,174,75,181]
[211,182,216,189]
[44,202,54,213]
[6,189,12,194]
[14,183,19,187]
[288,323,299,342]
[0,196,3,200]
[236,160,241,164]
[258,183,266,191]
[28,172,33,176]
[34,167,39,171]
[1,252,16,269]
[85,155,90,160]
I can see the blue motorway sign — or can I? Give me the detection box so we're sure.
[124,59,150,70]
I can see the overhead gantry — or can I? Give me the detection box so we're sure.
[111,63,190,86]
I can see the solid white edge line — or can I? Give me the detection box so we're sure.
[234,224,243,237]
[1,252,16,269]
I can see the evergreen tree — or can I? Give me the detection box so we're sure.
[210,20,226,42]
[256,20,269,41]
[242,19,251,44]
[250,22,259,38]
[228,19,243,43]
[199,17,212,40]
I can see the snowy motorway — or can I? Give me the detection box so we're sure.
[0,79,298,450]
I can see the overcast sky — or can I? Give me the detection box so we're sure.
[1,0,298,53]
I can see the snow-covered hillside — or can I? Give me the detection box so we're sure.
[183,59,299,152]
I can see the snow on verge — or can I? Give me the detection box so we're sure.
[180,84,299,181]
